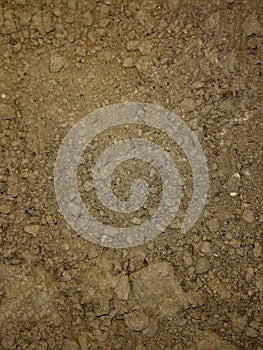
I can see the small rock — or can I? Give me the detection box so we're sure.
[114,275,130,300]
[189,118,199,130]
[53,7,63,17]
[242,209,255,223]
[124,311,149,331]
[99,18,110,27]
[43,13,55,34]
[183,254,193,268]
[199,241,212,256]
[220,98,234,113]
[245,327,258,338]
[0,203,11,214]
[130,217,141,225]
[135,57,151,73]
[206,218,220,232]
[19,11,32,26]
[50,54,66,73]
[166,0,180,11]
[132,262,188,317]
[224,173,240,196]
[245,267,254,282]
[193,81,204,89]
[253,242,262,258]
[126,40,140,51]
[24,224,40,237]
[141,0,158,11]
[196,257,210,274]
[242,14,261,37]
[142,318,159,337]
[247,37,258,49]
[0,103,16,120]
[83,12,94,26]
[180,98,196,113]
[31,13,43,33]
[68,0,77,10]
[123,57,135,68]
[138,41,152,56]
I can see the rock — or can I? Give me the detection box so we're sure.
[242,209,255,223]
[24,224,40,237]
[114,275,130,300]
[1,334,16,349]
[142,318,158,337]
[206,218,220,232]
[123,57,135,68]
[196,257,210,274]
[19,11,32,26]
[242,14,262,37]
[247,37,258,49]
[209,277,231,299]
[126,40,140,51]
[199,241,212,256]
[193,81,204,89]
[0,203,11,214]
[31,13,44,33]
[42,13,55,34]
[135,57,151,73]
[124,311,149,331]
[3,19,16,34]
[68,0,77,10]
[78,265,114,317]
[99,18,110,28]
[138,41,152,56]
[183,255,194,268]
[132,262,188,317]
[224,173,240,196]
[180,98,196,113]
[50,54,65,73]
[0,103,15,120]
[220,98,234,113]
[141,0,158,11]
[253,242,262,258]
[166,0,180,11]
[245,327,258,338]
[83,12,94,26]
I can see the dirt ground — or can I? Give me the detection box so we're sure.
[0,0,262,349]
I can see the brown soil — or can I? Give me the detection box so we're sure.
[0,0,262,349]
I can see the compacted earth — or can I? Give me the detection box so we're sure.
[0,0,262,349]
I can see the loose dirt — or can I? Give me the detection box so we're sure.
[0,0,262,349]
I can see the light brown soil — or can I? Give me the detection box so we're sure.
[0,0,262,349]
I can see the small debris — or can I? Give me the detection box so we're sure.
[24,224,40,237]
[50,54,66,73]
[242,14,261,36]
[242,209,255,224]
[123,57,135,68]
[114,275,130,300]
[206,218,220,232]
[124,311,149,331]
[196,257,210,274]
[180,98,196,113]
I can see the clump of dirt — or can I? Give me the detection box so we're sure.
[0,0,262,349]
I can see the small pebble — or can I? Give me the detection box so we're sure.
[242,209,255,224]
[124,311,149,331]
[196,257,210,274]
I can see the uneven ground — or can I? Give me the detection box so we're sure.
[0,0,262,349]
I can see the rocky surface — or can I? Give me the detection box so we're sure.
[0,0,262,349]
